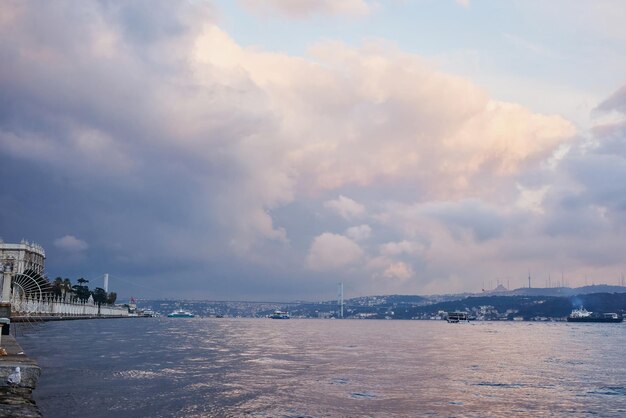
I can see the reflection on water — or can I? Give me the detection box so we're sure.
[17,319,626,417]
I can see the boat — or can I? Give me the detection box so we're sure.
[446,312,469,323]
[141,309,160,317]
[167,309,195,318]
[567,307,623,323]
[269,310,289,319]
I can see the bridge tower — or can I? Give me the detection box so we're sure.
[337,282,344,318]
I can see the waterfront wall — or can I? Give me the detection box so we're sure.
[0,335,42,417]
[11,295,129,317]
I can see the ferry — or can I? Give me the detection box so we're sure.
[269,310,290,319]
[567,307,623,323]
[142,309,160,317]
[446,311,469,323]
[167,309,195,318]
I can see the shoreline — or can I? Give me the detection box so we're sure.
[0,336,41,417]
[11,315,142,323]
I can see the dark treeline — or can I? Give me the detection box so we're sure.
[380,293,626,320]
[49,277,117,306]
[284,293,626,320]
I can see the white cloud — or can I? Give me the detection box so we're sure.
[53,235,88,252]
[306,233,363,270]
[239,0,372,18]
[345,224,372,241]
[366,256,414,282]
[383,261,414,281]
[324,195,366,220]
[379,240,424,256]
[515,184,550,214]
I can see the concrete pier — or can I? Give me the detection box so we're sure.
[0,336,41,417]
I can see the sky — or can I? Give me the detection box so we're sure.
[2,0,626,301]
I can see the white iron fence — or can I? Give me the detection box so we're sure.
[11,294,129,317]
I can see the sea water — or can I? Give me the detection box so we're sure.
[16,318,626,417]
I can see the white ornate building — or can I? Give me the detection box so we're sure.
[0,239,46,274]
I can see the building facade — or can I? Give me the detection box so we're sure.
[0,240,46,275]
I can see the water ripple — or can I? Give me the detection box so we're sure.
[16,318,626,417]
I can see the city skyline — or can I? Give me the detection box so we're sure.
[1,1,626,300]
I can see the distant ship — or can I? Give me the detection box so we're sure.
[567,307,623,323]
[269,310,289,319]
[446,312,469,323]
[167,309,195,318]
[142,309,160,317]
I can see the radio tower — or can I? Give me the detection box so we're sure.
[338,282,344,318]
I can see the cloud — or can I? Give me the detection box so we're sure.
[0,0,602,298]
[306,233,363,270]
[596,84,626,114]
[455,0,470,8]
[192,27,575,198]
[238,0,372,18]
[324,196,366,220]
[366,256,414,282]
[503,33,556,58]
[53,235,88,252]
[383,261,414,281]
[376,200,510,244]
[523,1,626,42]
[345,224,372,241]
[379,240,424,256]
[516,184,550,213]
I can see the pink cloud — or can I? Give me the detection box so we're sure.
[238,0,372,18]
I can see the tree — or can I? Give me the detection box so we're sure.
[92,287,107,306]
[51,277,63,298]
[62,278,72,301]
[106,292,117,305]
[72,278,91,302]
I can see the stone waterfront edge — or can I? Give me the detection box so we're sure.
[0,335,42,417]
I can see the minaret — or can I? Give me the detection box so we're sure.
[104,273,109,293]
[528,271,531,288]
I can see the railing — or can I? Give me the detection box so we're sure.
[11,295,129,317]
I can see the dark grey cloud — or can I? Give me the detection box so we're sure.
[0,0,290,299]
[421,199,508,242]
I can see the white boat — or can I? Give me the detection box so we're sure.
[142,309,160,317]
[167,309,195,318]
[567,307,623,323]
[269,310,289,319]
[568,307,592,319]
